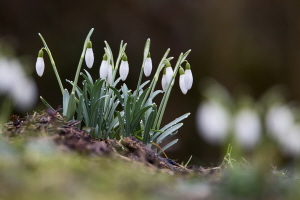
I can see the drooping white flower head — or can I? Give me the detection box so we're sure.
[165,60,173,86]
[184,62,193,90]
[99,53,109,79]
[85,40,94,68]
[144,53,152,77]
[161,68,167,92]
[36,49,45,77]
[196,100,231,144]
[280,124,300,156]
[119,54,129,81]
[234,108,261,150]
[0,57,37,111]
[179,67,187,95]
[107,64,113,85]
[266,104,294,142]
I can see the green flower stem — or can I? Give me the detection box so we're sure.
[155,50,191,130]
[38,33,64,95]
[112,41,127,81]
[72,28,94,94]
[141,49,171,108]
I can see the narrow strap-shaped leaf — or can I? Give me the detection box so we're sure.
[109,86,124,105]
[149,90,163,101]
[40,96,54,111]
[83,69,94,84]
[117,111,124,139]
[135,88,150,115]
[158,139,179,154]
[125,96,132,137]
[160,113,190,132]
[66,92,76,121]
[81,99,90,126]
[131,105,153,130]
[156,123,183,144]
[81,72,94,88]
[143,110,155,144]
[66,79,83,98]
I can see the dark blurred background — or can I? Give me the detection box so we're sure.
[1,0,300,166]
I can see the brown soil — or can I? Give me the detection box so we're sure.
[4,110,222,178]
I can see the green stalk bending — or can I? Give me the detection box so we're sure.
[72,28,94,94]
[155,50,191,130]
[38,33,64,95]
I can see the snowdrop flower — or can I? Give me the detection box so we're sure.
[107,64,113,85]
[35,49,45,77]
[179,67,187,94]
[266,104,294,142]
[99,53,109,79]
[0,57,37,111]
[119,54,129,81]
[144,53,152,77]
[234,108,261,150]
[280,124,300,156]
[85,40,94,68]
[184,62,193,90]
[165,60,173,86]
[161,68,167,92]
[196,100,231,144]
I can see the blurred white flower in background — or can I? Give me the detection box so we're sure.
[196,100,231,144]
[266,104,294,142]
[234,108,261,150]
[0,56,37,111]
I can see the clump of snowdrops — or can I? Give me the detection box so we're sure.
[36,28,193,152]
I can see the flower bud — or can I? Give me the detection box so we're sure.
[119,54,129,81]
[36,49,45,77]
[184,62,193,90]
[161,68,167,92]
[85,40,94,68]
[179,67,187,94]
[144,53,152,77]
[99,53,109,79]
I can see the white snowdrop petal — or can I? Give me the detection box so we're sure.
[165,67,173,86]
[99,60,109,79]
[11,78,37,111]
[196,101,230,144]
[161,74,167,92]
[119,61,129,81]
[179,74,187,94]
[107,65,113,85]
[85,48,94,68]
[184,69,193,90]
[36,57,45,77]
[266,105,294,142]
[281,125,300,156]
[144,57,152,77]
[234,109,261,149]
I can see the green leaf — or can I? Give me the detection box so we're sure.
[160,113,190,132]
[143,110,155,144]
[66,92,76,121]
[155,123,183,144]
[125,96,132,137]
[83,69,94,85]
[158,139,179,154]
[117,111,124,138]
[131,105,153,130]
[40,96,54,111]
[109,86,124,105]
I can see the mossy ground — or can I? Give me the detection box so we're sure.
[0,111,300,200]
